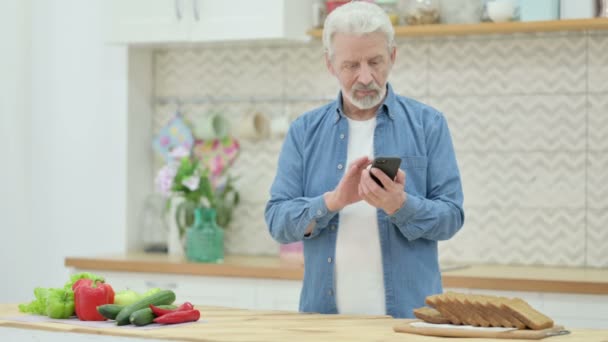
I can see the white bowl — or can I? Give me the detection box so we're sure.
[487,0,515,22]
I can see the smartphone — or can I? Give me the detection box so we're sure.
[370,157,402,188]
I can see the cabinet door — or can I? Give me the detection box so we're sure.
[189,0,311,42]
[104,0,190,43]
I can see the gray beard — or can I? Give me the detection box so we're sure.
[345,85,386,110]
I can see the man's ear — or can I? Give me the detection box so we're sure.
[325,52,336,77]
[390,46,396,64]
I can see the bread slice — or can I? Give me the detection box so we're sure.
[426,294,462,325]
[413,306,451,324]
[487,297,527,329]
[443,292,487,327]
[423,292,553,330]
[464,295,506,327]
[453,292,491,327]
[500,298,554,330]
[439,293,469,325]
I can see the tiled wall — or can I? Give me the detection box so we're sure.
[154,30,608,268]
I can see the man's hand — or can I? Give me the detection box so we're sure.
[359,167,406,215]
[324,156,372,212]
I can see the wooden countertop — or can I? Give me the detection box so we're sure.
[0,304,604,342]
[64,254,608,295]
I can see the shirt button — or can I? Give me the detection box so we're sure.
[337,164,343,170]
[327,257,332,263]
[316,209,323,216]
[328,289,333,296]
[330,225,336,231]
[339,133,345,139]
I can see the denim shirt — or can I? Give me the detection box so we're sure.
[265,84,464,318]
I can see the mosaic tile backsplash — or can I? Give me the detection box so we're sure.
[154,31,608,268]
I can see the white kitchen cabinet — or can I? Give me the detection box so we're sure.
[104,0,312,44]
[189,0,312,42]
[84,270,301,311]
[104,0,189,43]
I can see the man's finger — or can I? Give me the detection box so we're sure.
[360,175,382,203]
[395,169,406,185]
[350,155,371,170]
[370,168,393,188]
[362,168,385,194]
[344,157,370,180]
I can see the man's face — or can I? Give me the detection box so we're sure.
[326,31,396,110]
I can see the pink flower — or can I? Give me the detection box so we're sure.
[155,164,177,197]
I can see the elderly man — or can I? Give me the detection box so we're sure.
[265,1,464,318]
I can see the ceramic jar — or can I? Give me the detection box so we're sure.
[400,0,440,25]
[439,0,482,24]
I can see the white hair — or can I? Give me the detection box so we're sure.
[322,1,395,58]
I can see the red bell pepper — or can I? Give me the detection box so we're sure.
[73,279,115,303]
[73,280,115,321]
[150,302,194,316]
[153,309,200,324]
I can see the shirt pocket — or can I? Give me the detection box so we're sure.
[401,156,428,170]
[400,155,428,196]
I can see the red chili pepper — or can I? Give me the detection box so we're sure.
[177,302,194,311]
[153,309,200,324]
[74,280,115,321]
[150,302,194,316]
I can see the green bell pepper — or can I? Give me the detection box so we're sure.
[46,288,74,319]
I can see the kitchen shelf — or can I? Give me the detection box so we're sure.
[307,18,608,38]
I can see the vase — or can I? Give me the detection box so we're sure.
[166,197,198,257]
[186,207,224,263]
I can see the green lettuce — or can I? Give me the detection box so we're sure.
[18,287,49,315]
[20,272,102,317]
[63,272,105,290]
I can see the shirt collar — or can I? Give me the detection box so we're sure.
[332,83,396,124]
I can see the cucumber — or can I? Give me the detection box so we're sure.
[115,290,176,326]
[97,304,124,320]
[129,305,177,326]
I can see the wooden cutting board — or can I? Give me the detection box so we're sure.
[394,321,570,340]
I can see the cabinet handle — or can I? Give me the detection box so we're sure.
[192,0,200,21]
[174,0,183,20]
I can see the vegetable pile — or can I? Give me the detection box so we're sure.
[19,273,200,326]
[98,291,200,326]
[19,272,106,319]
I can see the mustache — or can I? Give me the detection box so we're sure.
[352,83,382,92]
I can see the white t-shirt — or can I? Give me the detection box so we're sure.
[335,116,386,315]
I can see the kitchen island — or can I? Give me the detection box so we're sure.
[1,304,606,342]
